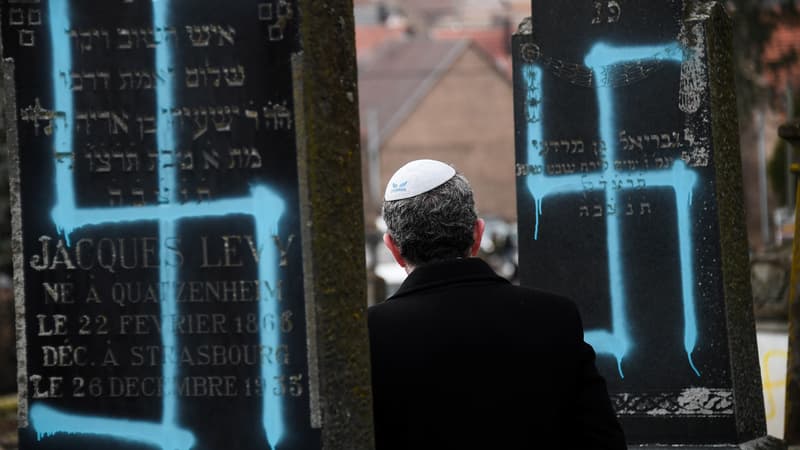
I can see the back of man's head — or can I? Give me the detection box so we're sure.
[382,160,477,267]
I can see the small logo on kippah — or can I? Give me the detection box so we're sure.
[390,181,408,193]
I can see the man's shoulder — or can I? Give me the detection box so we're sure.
[496,284,582,322]
[368,283,579,322]
[501,283,574,304]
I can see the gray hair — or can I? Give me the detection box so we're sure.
[382,173,477,266]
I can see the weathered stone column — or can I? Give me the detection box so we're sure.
[294,0,375,447]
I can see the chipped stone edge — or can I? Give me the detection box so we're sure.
[292,50,322,430]
[611,389,734,417]
[2,56,27,428]
[739,435,788,450]
[516,16,532,35]
[684,0,718,23]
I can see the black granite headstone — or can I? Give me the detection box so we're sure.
[513,1,775,448]
[777,120,800,446]
[2,0,373,449]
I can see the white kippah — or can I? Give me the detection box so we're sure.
[384,159,456,201]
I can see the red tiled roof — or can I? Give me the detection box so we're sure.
[356,25,407,59]
[396,0,457,27]
[764,22,800,60]
[432,27,507,60]
[358,39,470,146]
[399,0,455,16]
[431,26,512,78]
[763,19,800,89]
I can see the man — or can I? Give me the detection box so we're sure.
[368,159,626,449]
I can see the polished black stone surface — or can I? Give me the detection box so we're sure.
[3,1,320,448]
[513,1,752,445]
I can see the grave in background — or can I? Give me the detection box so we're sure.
[513,1,780,447]
[2,0,373,449]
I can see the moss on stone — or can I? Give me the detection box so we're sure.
[705,1,768,441]
[294,0,375,448]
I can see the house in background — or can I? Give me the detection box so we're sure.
[429,0,530,77]
[353,0,531,230]
[742,11,800,249]
[764,17,800,91]
[357,36,519,299]
[358,38,517,226]
[354,1,521,299]
[354,0,409,60]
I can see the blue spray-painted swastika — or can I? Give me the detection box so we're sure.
[30,1,290,449]
[522,42,701,378]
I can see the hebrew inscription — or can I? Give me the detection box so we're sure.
[513,0,753,445]
[3,0,319,449]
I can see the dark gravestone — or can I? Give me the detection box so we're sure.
[513,1,777,448]
[2,0,373,449]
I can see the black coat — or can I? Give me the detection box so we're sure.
[368,258,626,450]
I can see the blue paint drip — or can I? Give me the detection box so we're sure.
[36,0,293,447]
[30,403,196,450]
[584,42,683,70]
[252,186,287,448]
[152,0,180,428]
[524,64,594,240]
[49,0,75,243]
[592,77,632,376]
[522,42,701,377]
[672,163,701,376]
[525,64,544,241]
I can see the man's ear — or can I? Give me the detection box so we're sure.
[469,218,486,257]
[383,233,407,268]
